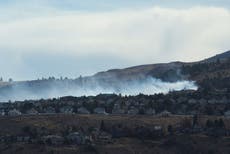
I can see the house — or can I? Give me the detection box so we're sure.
[177,97,187,104]
[76,101,83,107]
[77,107,90,114]
[188,99,197,104]
[16,136,30,143]
[84,135,93,144]
[106,98,115,105]
[0,109,5,116]
[67,132,85,145]
[159,110,172,117]
[224,110,230,118]
[145,108,156,115]
[112,108,125,114]
[191,125,203,134]
[124,100,131,106]
[26,108,39,115]
[219,97,229,104]
[208,99,218,104]
[94,107,108,115]
[127,106,139,115]
[154,125,162,131]
[42,135,64,146]
[60,106,73,114]
[206,128,227,137]
[43,107,56,114]
[139,103,145,108]
[66,101,75,106]
[169,99,176,104]
[8,109,22,116]
[152,125,164,137]
[94,131,112,144]
[0,136,5,143]
[97,100,106,106]
[189,110,199,115]
[198,99,207,104]
[133,101,139,106]
[0,103,5,109]
[33,102,42,108]
[112,103,125,114]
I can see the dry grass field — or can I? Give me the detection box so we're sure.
[0,114,229,154]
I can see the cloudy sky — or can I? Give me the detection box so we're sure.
[0,0,230,81]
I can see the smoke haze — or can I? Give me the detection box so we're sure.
[0,77,197,102]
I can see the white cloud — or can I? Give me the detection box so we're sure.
[0,6,230,79]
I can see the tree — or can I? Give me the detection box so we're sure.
[216,58,220,64]
[100,120,106,131]
[205,106,214,115]
[8,78,13,82]
[181,118,192,129]
[22,126,31,134]
[139,108,145,115]
[206,119,214,128]
[216,119,225,128]
[192,114,198,127]
[227,88,230,93]
[167,125,173,135]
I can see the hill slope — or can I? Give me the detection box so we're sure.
[202,50,230,63]
[91,50,230,85]
[0,50,230,101]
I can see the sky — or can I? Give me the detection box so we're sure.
[0,0,230,81]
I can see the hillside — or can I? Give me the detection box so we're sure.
[0,51,230,154]
[0,50,230,101]
[202,50,230,63]
[91,50,230,89]
[93,50,230,82]
[93,62,184,82]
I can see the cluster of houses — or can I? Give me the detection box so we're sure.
[0,91,229,117]
[40,129,113,146]
[0,128,113,146]
[0,104,173,117]
[0,116,229,146]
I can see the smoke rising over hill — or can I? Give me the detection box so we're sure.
[0,77,197,102]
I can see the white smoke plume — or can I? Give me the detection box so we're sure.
[0,77,197,102]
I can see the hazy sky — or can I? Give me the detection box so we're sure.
[0,0,230,80]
